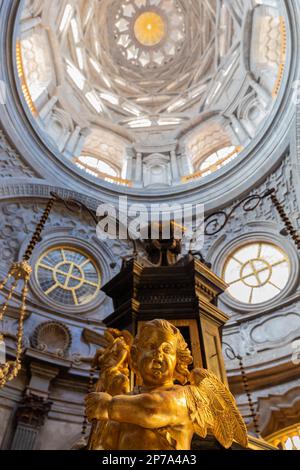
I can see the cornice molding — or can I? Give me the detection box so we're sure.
[259,387,300,436]
[228,354,300,394]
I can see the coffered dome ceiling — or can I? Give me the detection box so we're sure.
[16,0,289,189]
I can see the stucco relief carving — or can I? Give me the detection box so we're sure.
[258,387,300,436]
[0,130,37,178]
[0,314,31,353]
[186,121,232,167]
[237,308,300,355]
[31,321,72,358]
[0,200,132,269]
[250,313,300,346]
[205,151,300,258]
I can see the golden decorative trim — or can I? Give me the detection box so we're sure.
[247,435,278,450]
[272,16,287,98]
[16,41,38,117]
[74,158,132,187]
[182,146,242,183]
[266,423,300,450]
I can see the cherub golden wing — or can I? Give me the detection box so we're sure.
[185,368,248,449]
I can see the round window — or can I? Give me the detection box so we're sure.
[35,246,101,306]
[223,242,290,304]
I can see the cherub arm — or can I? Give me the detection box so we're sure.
[86,390,188,429]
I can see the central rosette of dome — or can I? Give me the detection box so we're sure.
[113,0,186,69]
[134,12,166,47]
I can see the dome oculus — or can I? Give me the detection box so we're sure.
[114,0,185,68]
[134,12,166,47]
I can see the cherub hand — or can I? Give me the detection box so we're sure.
[85,392,112,422]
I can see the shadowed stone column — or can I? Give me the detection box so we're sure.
[9,363,58,450]
[170,150,180,182]
[134,152,143,187]
[10,394,52,450]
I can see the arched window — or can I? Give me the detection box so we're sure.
[76,156,118,178]
[199,146,240,176]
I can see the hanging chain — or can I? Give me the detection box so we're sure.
[223,342,260,437]
[0,272,12,293]
[270,190,300,250]
[0,278,19,323]
[0,197,55,388]
[237,355,261,437]
[14,278,30,371]
[0,265,31,387]
[23,197,56,262]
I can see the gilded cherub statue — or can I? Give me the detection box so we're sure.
[85,319,248,450]
[87,328,133,450]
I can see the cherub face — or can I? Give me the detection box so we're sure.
[136,327,177,387]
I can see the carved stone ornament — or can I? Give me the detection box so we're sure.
[31,321,72,357]
[258,387,300,436]
[0,130,36,178]
[15,393,52,429]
